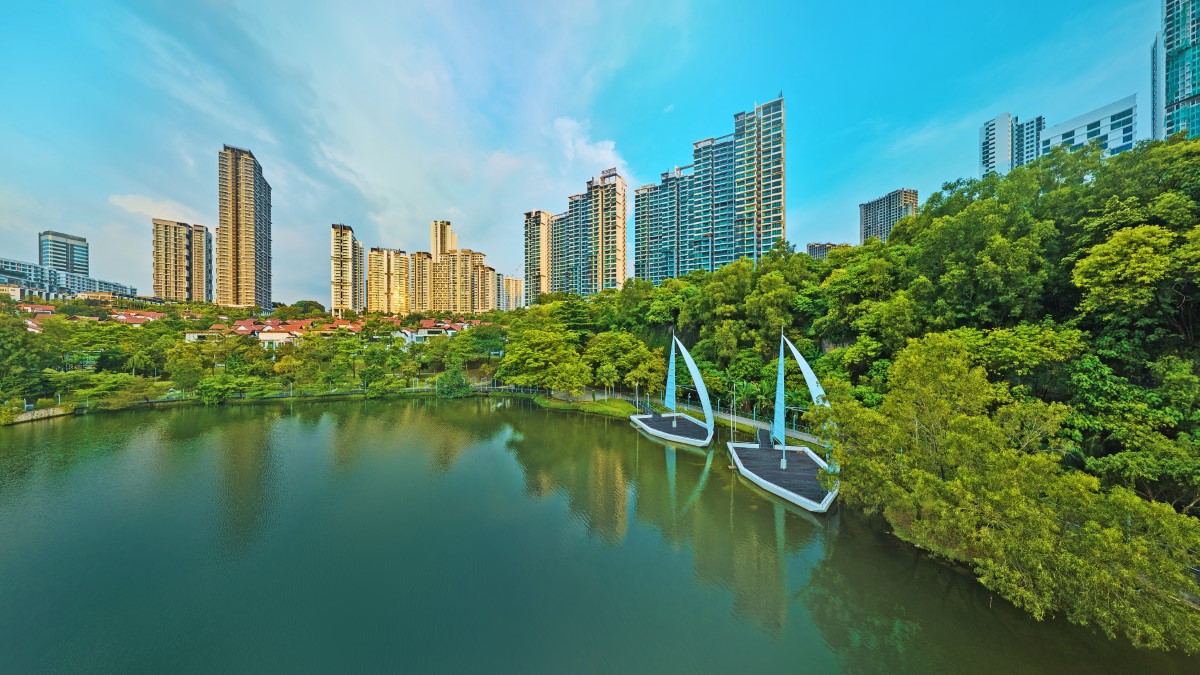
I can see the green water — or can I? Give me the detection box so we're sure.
[0,398,1193,673]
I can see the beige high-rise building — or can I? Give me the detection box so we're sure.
[330,224,364,317]
[546,168,626,297]
[409,252,433,314]
[431,249,489,314]
[475,264,497,313]
[431,220,458,263]
[216,145,271,309]
[523,210,551,305]
[152,218,212,302]
[367,247,410,315]
[502,276,524,310]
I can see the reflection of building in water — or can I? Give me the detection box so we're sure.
[730,516,788,631]
[215,409,279,552]
[504,408,822,632]
[583,447,630,544]
[319,399,509,474]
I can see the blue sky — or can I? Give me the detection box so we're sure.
[0,0,1158,303]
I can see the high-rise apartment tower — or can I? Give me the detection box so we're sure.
[409,252,433,314]
[216,145,272,309]
[979,114,1045,176]
[152,218,212,302]
[523,210,552,305]
[1039,96,1137,158]
[632,95,785,285]
[860,189,918,244]
[367,247,409,315]
[548,168,626,297]
[330,224,364,317]
[431,221,457,263]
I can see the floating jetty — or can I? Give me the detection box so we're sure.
[726,333,838,513]
[728,430,837,512]
[629,335,714,447]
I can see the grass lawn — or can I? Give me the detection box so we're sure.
[532,395,637,419]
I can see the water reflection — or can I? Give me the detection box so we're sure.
[499,403,822,633]
[3,399,1199,672]
[214,410,278,552]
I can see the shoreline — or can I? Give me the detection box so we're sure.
[2,389,639,427]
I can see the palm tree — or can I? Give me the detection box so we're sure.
[128,350,152,377]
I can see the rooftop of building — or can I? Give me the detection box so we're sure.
[38,230,88,242]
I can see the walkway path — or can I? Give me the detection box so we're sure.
[598,391,825,446]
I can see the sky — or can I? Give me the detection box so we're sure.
[0,0,1160,304]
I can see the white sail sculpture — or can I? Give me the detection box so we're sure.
[629,335,715,447]
[727,333,838,513]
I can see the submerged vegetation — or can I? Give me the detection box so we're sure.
[3,136,1200,650]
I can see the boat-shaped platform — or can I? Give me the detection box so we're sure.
[727,432,837,512]
[630,412,712,447]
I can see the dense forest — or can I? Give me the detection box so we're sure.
[3,136,1200,651]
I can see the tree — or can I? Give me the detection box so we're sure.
[436,358,472,398]
[812,333,1200,652]
[546,359,591,399]
[165,343,205,391]
[581,331,666,394]
[498,329,591,395]
[594,362,619,396]
[1073,224,1198,351]
[0,315,51,399]
[196,375,243,405]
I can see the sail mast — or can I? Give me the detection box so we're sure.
[664,331,677,412]
[772,331,787,447]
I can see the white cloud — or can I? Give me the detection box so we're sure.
[663,103,675,114]
[108,194,201,223]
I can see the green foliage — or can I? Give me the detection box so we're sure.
[196,375,242,405]
[436,359,472,399]
[581,331,666,394]
[813,333,1200,652]
[498,328,592,396]
[165,343,205,391]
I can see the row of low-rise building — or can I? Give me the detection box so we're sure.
[2,230,138,300]
[330,220,524,317]
[184,315,492,349]
[979,96,1139,177]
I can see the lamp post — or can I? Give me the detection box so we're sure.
[730,385,736,439]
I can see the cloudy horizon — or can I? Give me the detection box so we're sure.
[0,0,1157,303]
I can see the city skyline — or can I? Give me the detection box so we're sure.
[0,1,1159,303]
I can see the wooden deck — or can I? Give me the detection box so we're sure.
[727,440,835,511]
[629,412,712,447]
[634,413,709,441]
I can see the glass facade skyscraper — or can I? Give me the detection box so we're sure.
[634,166,693,286]
[38,231,89,276]
[1163,0,1200,137]
[633,95,785,285]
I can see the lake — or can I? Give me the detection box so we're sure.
[0,398,1193,673]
